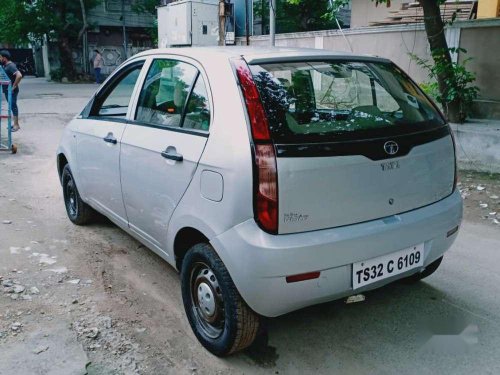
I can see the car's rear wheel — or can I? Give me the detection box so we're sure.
[62,164,95,225]
[181,243,260,356]
[401,256,443,284]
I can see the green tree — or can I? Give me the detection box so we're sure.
[131,0,160,14]
[255,0,340,34]
[0,0,98,80]
[0,0,35,45]
[131,0,159,47]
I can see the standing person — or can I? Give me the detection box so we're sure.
[93,49,104,84]
[0,50,22,132]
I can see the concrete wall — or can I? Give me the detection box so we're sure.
[451,121,500,173]
[238,24,430,81]
[323,27,429,82]
[459,24,500,119]
[237,19,500,120]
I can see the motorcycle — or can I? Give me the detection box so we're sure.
[17,58,37,77]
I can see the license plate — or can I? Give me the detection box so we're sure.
[352,243,424,289]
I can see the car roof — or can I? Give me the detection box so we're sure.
[133,46,391,65]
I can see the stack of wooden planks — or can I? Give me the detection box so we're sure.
[369,1,478,26]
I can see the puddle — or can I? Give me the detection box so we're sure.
[244,332,279,368]
[37,93,63,99]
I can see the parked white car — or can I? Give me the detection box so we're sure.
[57,47,463,356]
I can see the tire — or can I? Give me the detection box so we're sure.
[401,256,443,284]
[181,243,260,356]
[61,164,95,225]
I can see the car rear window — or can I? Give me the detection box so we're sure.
[249,60,445,143]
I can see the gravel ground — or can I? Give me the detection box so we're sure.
[458,171,500,226]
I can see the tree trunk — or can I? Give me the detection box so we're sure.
[57,35,77,80]
[419,0,462,122]
[78,0,88,41]
[79,0,89,75]
[55,3,77,81]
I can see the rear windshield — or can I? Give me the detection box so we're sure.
[249,60,445,143]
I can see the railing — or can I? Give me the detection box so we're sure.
[0,66,16,153]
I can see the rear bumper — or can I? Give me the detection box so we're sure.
[211,190,463,317]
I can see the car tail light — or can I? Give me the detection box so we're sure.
[233,58,278,233]
[255,144,278,233]
[233,59,271,141]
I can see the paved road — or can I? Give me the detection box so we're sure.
[1,78,500,374]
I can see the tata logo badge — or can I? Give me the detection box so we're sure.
[383,141,399,155]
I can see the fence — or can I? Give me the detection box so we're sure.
[0,66,16,154]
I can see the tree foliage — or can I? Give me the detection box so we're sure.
[0,0,99,80]
[131,0,160,47]
[411,48,479,119]
[256,0,341,34]
[131,0,159,15]
[0,0,99,44]
[0,0,33,45]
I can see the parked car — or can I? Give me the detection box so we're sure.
[57,47,463,356]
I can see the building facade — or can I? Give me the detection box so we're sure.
[41,0,156,79]
[81,0,156,76]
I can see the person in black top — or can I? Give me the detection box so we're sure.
[0,50,23,132]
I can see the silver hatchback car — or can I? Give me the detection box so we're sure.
[57,47,463,356]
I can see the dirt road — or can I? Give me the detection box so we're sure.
[1,78,500,375]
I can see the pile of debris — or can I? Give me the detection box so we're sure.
[1,276,40,301]
[458,177,500,226]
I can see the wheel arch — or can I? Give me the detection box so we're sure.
[57,153,69,183]
[173,227,210,271]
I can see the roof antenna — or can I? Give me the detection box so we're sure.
[329,0,353,53]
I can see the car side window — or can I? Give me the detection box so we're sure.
[136,59,198,128]
[92,64,143,118]
[183,76,211,131]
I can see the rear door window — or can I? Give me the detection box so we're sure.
[183,75,211,131]
[250,61,445,143]
[136,59,198,128]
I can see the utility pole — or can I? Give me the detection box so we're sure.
[245,0,250,45]
[261,0,265,35]
[79,0,89,74]
[269,0,276,46]
[122,0,128,59]
[218,0,226,46]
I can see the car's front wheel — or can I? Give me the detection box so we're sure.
[181,243,260,356]
[61,164,96,225]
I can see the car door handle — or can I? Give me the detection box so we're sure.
[103,133,117,144]
[161,147,183,162]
